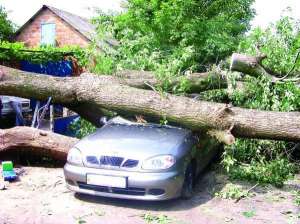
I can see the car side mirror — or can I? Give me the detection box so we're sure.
[99,116,108,126]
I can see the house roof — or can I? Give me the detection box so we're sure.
[15,5,95,42]
[14,5,119,48]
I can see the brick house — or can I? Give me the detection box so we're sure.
[14,5,96,48]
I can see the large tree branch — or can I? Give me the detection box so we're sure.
[0,65,300,143]
[230,53,300,82]
[114,70,228,93]
[230,53,277,81]
[0,127,78,160]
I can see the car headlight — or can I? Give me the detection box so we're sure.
[67,147,83,166]
[142,155,176,170]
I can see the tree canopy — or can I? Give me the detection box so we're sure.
[114,0,255,68]
[0,6,14,41]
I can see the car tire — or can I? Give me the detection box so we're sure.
[181,164,194,200]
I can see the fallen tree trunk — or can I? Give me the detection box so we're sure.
[0,127,78,160]
[230,53,277,80]
[230,53,300,82]
[1,65,300,144]
[114,70,228,93]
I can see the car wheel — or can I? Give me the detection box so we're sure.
[181,164,194,199]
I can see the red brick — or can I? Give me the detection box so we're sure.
[15,9,90,48]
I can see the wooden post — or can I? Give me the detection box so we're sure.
[50,105,54,132]
[63,107,68,117]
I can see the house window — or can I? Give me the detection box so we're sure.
[41,23,56,46]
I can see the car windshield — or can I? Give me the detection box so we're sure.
[108,116,183,130]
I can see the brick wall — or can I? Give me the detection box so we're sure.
[15,8,90,48]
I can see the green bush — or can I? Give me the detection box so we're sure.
[70,118,96,139]
[0,41,89,66]
[222,139,296,187]
[229,76,300,111]
[229,159,295,187]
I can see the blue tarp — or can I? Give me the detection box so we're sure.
[20,60,73,77]
[54,115,79,137]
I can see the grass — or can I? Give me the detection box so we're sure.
[242,210,256,218]
[292,190,300,206]
[141,213,172,224]
[215,183,256,200]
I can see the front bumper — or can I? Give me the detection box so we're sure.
[64,163,184,201]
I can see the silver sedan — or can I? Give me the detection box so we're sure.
[64,117,220,201]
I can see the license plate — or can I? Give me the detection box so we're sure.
[86,174,127,188]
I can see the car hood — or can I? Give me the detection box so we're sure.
[75,123,190,160]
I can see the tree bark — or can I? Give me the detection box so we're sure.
[230,53,300,83]
[0,65,300,144]
[0,127,78,161]
[114,70,228,93]
[230,53,277,80]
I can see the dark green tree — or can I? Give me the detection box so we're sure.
[114,0,255,69]
[0,6,14,41]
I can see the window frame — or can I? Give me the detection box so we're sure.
[40,22,56,46]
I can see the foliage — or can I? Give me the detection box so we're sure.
[115,0,255,66]
[215,183,254,200]
[223,15,300,186]
[91,0,255,85]
[201,82,298,186]
[221,76,298,187]
[293,190,300,206]
[0,6,14,41]
[91,53,114,74]
[141,214,172,224]
[218,103,297,186]
[70,118,96,139]
[239,13,300,76]
[202,15,300,186]
[223,152,295,187]
[242,210,256,218]
[230,76,300,111]
[0,41,89,66]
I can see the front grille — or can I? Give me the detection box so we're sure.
[100,156,124,166]
[85,156,139,168]
[122,159,139,168]
[78,182,146,196]
[86,156,99,165]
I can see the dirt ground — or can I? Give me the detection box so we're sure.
[0,166,299,224]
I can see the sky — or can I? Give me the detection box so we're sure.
[252,0,300,28]
[0,0,300,29]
